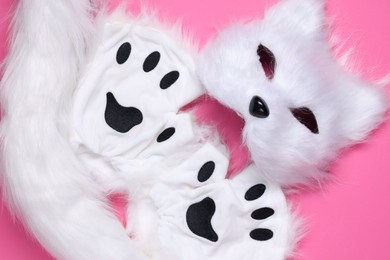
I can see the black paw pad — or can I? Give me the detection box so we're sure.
[198,161,215,182]
[143,51,160,72]
[245,184,266,201]
[250,228,273,241]
[186,197,218,242]
[104,92,143,133]
[160,71,179,89]
[116,42,131,64]
[251,207,274,220]
[157,127,175,143]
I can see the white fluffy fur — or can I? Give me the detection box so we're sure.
[0,1,147,259]
[198,0,388,187]
[0,1,211,259]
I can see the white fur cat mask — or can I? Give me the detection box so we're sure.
[198,0,387,186]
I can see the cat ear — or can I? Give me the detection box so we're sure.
[336,75,388,143]
[263,0,326,40]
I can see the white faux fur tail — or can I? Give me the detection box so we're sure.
[0,1,144,259]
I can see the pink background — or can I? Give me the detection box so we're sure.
[1,0,389,259]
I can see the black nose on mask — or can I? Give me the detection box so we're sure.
[249,96,269,118]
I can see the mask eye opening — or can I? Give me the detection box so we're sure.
[290,107,319,134]
[257,44,276,80]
